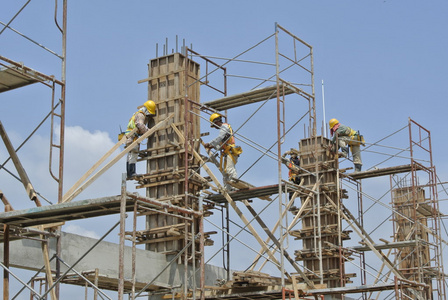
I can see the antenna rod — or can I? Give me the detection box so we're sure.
[322,80,327,138]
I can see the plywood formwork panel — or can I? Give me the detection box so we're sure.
[294,136,352,287]
[140,53,202,255]
[392,187,431,287]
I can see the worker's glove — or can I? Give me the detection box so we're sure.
[204,143,214,151]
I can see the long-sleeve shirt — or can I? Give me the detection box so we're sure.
[134,111,149,135]
[209,123,233,150]
[332,124,354,143]
[125,110,150,148]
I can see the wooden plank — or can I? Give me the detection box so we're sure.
[138,70,179,83]
[225,179,270,200]
[255,182,318,272]
[33,222,65,229]
[242,199,310,285]
[172,124,316,289]
[206,184,280,203]
[137,235,184,245]
[63,115,174,203]
[39,226,57,300]
[144,54,198,253]
[307,283,413,295]
[132,223,185,235]
[202,84,294,111]
[348,164,422,180]
[327,198,405,280]
[350,240,419,252]
[0,121,41,206]
[291,275,299,300]
[249,190,297,271]
[0,190,12,209]
[136,178,182,189]
[63,127,137,202]
[93,268,99,300]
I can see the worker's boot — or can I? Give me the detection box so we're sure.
[126,162,131,179]
[126,162,136,179]
[354,164,362,173]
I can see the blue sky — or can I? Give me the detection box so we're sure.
[1,0,448,299]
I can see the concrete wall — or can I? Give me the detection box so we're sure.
[0,231,227,288]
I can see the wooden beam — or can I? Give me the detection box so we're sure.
[255,180,318,272]
[307,283,404,295]
[325,196,405,280]
[291,275,300,300]
[63,114,174,203]
[350,240,419,252]
[367,248,393,300]
[93,268,99,300]
[249,190,297,271]
[63,128,137,202]
[172,124,315,289]
[0,190,13,210]
[0,121,41,206]
[242,199,315,288]
[348,164,421,180]
[39,226,57,300]
[202,84,295,111]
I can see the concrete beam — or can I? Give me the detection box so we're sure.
[0,232,226,290]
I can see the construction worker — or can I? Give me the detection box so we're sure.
[282,150,301,200]
[125,100,156,179]
[288,154,300,180]
[288,154,301,200]
[329,118,364,172]
[204,113,242,191]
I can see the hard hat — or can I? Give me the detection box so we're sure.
[143,100,156,115]
[210,113,222,127]
[329,118,339,130]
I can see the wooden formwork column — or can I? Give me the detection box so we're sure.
[392,187,431,294]
[143,53,202,257]
[293,136,352,289]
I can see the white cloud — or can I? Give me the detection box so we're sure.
[0,125,133,208]
[64,224,101,239]
[62,125,129,200]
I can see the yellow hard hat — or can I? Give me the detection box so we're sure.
[329,118,339,130]
[144,100,156,115]
[210,113,222,126]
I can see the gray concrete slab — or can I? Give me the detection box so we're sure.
[0,231,227,290]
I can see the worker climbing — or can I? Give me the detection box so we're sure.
[282,150,301,200]
[204,113,242,191]
[329,118,365,172]
[124,100,157,179]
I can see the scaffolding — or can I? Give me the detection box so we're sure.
[0,1,67,299]
[0,3,447,300]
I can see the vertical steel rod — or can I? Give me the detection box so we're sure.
[3,205,11,300]
[274,22,285,288]
[118,174,127,299]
